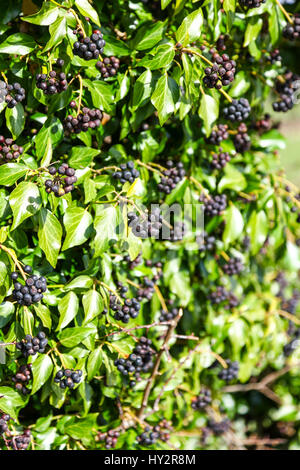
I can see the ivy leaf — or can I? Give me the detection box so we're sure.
[0,387,26,420]
[247,210,268,255]
[38,208,62,268]
[0,301,14,328]
[218,164,246,192]
[134,21,166,51]
[22,2,59,25]
[93,205,118,256]
[69,146,100,169]
[33,303,52,330]
[31,355,53,394]
[9,182,42,230]
[5,103,25,139]
[229,71,251,98]
[83,79,114,113]
[58,327,96,348]
[244,17,263,47]
[87,349,102,381]
[44,16,67,52]
[132,69,153,110]
[151,73,179,125]
[176,8,203,46]
[35,117,63,159]
[62,207,93,251]
[75,0,100,26]
[0,163,27,186]
[65,276,93,290]
[199,93,219,136]
[82,290,103,324]
[222,204,244,247]
[57,291,79,330]
[0,33,36,55]
[139,44,175,70]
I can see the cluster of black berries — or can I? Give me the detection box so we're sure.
[206,124,229,145]
[110,282,141,323]
[0,81,25,108]
[283,14,300,41]
[157,160,185,194]
[54,369,82,389]
[113,162,140,184]
[114,337,154,387]
[123,253,142,269]
[0,413,11,434]
[284,329,300,357]
[96,57,120,78]
[64,107,103,134]
[12,364,32,395]
[136,278,156,302]
[16,332,48,358]
[273,71,300,113]
[216,34,229,51]
[97,429,120,449]
[136,420,172,446]
[211,149,231,170]
[208,286,239,309]
[281,290,300,315]
[36,71,68,95]
[73,29,105,60]
[7,430,31,450]
[223,98,251,122]
[268,49,282,65]
[192,389,212,410]
[222,257,244,276]
[234,123,251,153]
[208,418,231,436]
[203,53,236,89]
[218,360,239,382]
[11,268,47,306]
[0,136,24,163]
[197,231,216,252]
[169,221,185,242]
[128,208,163,239]
[45,163,77,197]
[159,307,179,322]
[253,113,273,133]
[239,0,265,8]
[199,194,227,217]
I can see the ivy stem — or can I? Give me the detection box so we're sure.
[182,48,213,66]
[153,284,168,312]
[219,88,233,103]
[77,75,83,115]
[136,159,164,176]
[98,281,124,304]
[220,250,230,262]
[1,72,8,84]
[275,0,294,25]
[0,244,27,281]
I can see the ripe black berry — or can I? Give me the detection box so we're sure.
[7,429,31,450]
[222,257,244,276]
[12,364,32,395]
[206,124,229,145]
[211,149,231,170]
[239,0,265,8]
[136,420,172,446]
[114,336,154,382]
[54,369,83,389]
[197,231,216,252]
[0,412,11,434]
[159,307,179,322]
[128,208,163,239]
[223,98,251,122]
[203,53,236,89]
[110,286,141,324]
[234,123,251,153]
[191,389,212,410]
[208,286,239,309]
[208,418,231,435]
[73,29,105,61]
[0,136,24,164]
[218,360,239,382]
[113,161,140,184]
[16,332,48,358]
[272,71,300,113]
[2,81,26,108]
[267,49,282,65]
[97,429,120,449]
[199,193,227,217]
[96,57,120,78]
[36,71,68,95]
[44,163,77,197]
[157,160,185,194]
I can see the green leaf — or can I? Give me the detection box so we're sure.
[33,303,52,330]
[9,182,42,230]
[132,69,153,110]
[151,73,179,125]
[0,163,27,186]
[22,2,59,25]
[58,327,95,348]
[135,21,166,51]
[35,117,63,159]
[6,103,25,139]
[199,93,219,136]
[44,16,67,52]
[93,205,117,256]
[87,348,102,380]
[69,146,100,169]
[31,355,53,394]
[139,44,175,70]
[229,71,251,98]
[222,204,244,247]
[0,387,26,420]
[57,291,79,330]
[244,17,263,47]
[40,137,52,168]
[38,208,62,268]
[65,275,93,290]
[247,210,268,255]
[82,289,103,324]
[0,33,36,55]
[176,8,203,46]
[82,79,114,113]
[0,301,14,328]
[62,206,94,251]
[218,163,246,192]
[75,0,100,26]
[223,0,236,13]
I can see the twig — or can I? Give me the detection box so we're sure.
[0,244,27,281]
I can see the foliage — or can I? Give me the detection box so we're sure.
[0,0,300,451]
